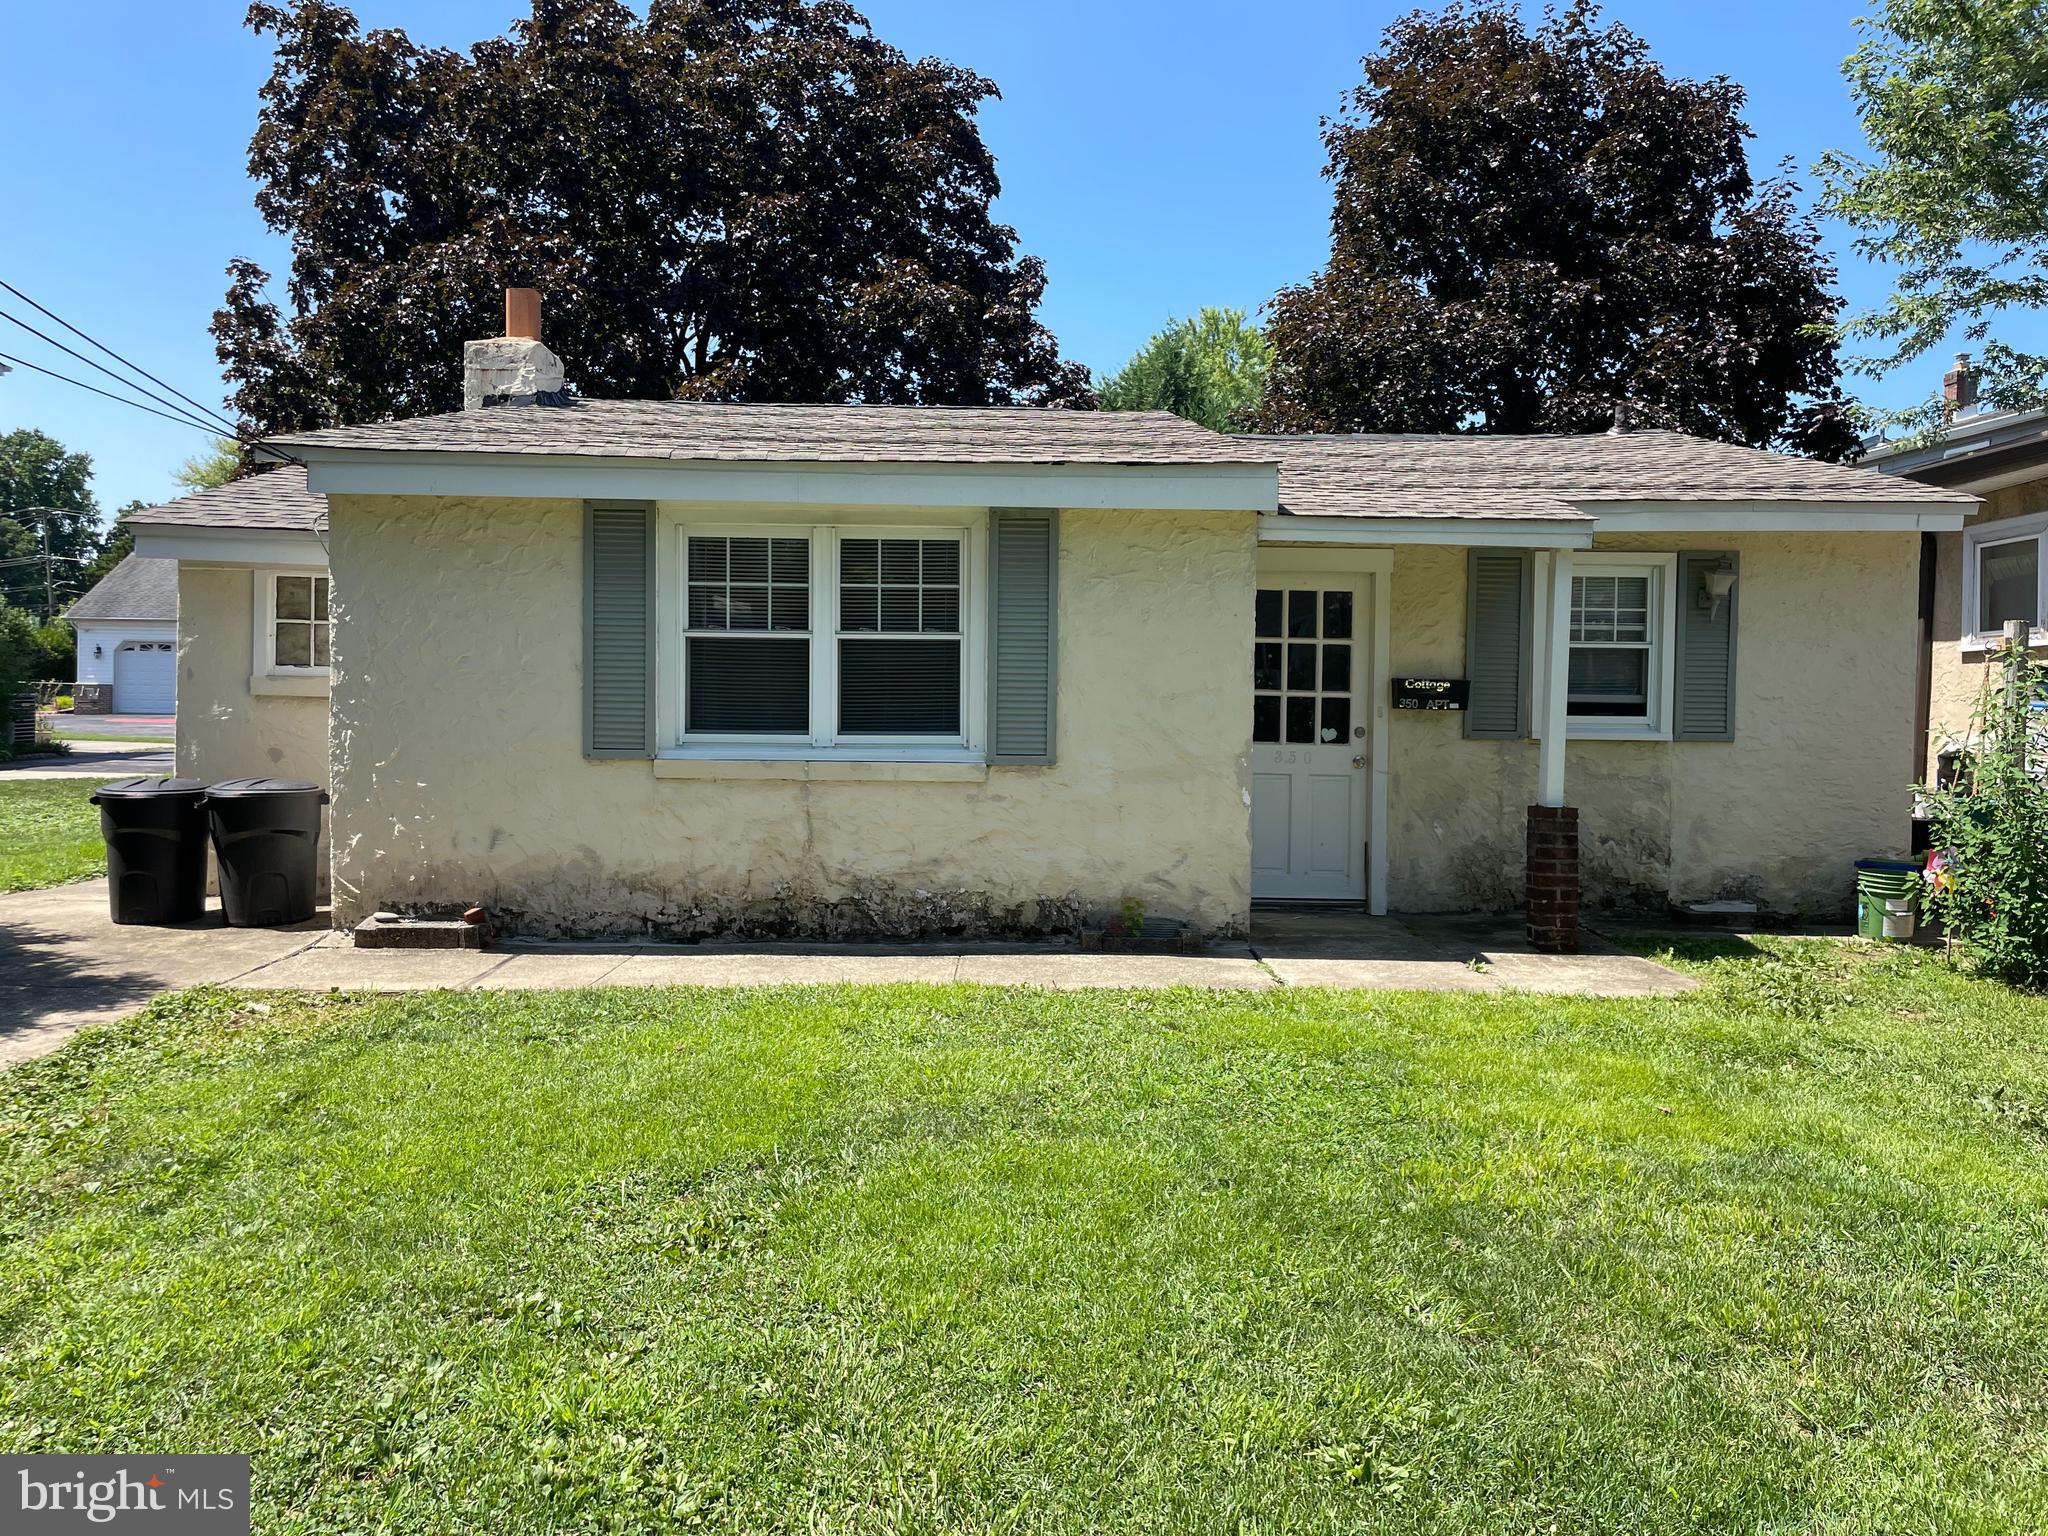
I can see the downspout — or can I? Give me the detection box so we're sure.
[1913,531,1936,786]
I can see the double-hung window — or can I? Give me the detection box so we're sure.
[1563,555,1674,737]
[679,525,972,752]
[259,571,331,672]
[1962,510,2048,650]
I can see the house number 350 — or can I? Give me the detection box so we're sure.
[1268,748,1313,765]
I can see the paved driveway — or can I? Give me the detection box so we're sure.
[2,741,176,778]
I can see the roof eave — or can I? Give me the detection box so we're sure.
[291,445,1279,513]
[1578,498,1975,533]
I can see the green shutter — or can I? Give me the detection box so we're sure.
[585,503,655,757]
[988,508,1057,764]
[1674,550,1738,741]
[1465,549,1531,739]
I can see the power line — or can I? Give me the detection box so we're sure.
[0,306,228,438]
[0,349,235,436]
[0,277,242,437]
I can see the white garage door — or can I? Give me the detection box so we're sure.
[113,641,176,714]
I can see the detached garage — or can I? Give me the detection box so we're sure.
[66,554,179,715]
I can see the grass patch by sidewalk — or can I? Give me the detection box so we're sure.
[2,947,2046,1531]
[0,778,114,892]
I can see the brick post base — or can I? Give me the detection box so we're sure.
[1526,804,1580,953]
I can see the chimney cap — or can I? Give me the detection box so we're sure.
[504,287,541,341]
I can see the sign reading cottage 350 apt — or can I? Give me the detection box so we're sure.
[5,1456,249,1534]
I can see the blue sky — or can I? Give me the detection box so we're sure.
[0,0,2008,516]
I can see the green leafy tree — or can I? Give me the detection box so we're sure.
[1250,1,1857,459]
[175,438,242,491]
[214,0,1092,433]
[0,428,101,617]
[1923,638,2048,986]
[1098,309,1272,432]
[79,500,147,589]
[1818,0,2048,431]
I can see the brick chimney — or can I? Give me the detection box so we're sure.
[1943,352,1977,416]
[463,288,566,411]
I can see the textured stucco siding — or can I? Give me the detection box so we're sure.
[1925,477,2048,777]
[174,565,330,788]
[1382,531,1919,916]
[174,564,331,893]
[325,494,1255,938]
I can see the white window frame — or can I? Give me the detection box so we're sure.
[660,512,988,763]
[1562,552,1677,741]
[250,567,332,696]
[1960,508,2048,653]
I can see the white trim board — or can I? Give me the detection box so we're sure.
[134,527,328,565]
[1960,506,2048,653]
[297,451,1277,513]
[1262,514,1593,549]
[1583,500,1972,532]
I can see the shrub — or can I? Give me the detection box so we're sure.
[1921,637,2048,986]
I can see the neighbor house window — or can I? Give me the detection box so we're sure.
[1962,511,2048,647]
[265,572,330,671]
[1564,554,1674,736]
[679,526,971,748]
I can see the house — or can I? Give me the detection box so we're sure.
[63,554,179,714]
[1861,357,2046,781]
[130,294,1976,949]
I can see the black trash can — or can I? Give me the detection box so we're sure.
[91,776,210,924]
[205,778,329,927]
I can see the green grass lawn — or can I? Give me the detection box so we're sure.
[0,779,113,892]
[4,944,2047,1532]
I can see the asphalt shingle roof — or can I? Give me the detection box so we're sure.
[65,553,179,622]
[266,400,1269,465]
[124,465,327,533]
[1258,431,1978,518]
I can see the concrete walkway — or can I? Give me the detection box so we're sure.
[0,880,1693,1069]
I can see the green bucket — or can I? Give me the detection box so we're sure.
[1854,858,1920,941]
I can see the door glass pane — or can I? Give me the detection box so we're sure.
[1286,643,1316,690]
[1321,644,1351,692]
[1981,539,2040,631]
[1320,697,1350,744]
[1287,590,1317,637]
[1255,589,1282,637]
[1253,642,1281,690]
[1253,696,1280,743]
[1285,696,1315,743]
[1322,590,1352,639]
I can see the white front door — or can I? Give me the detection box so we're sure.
[1251,577,1368,901]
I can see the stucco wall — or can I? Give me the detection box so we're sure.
[1381,531,1920,916]
[1925,476,2048,777]
[325,494,1256,938]
[175,565,331,789]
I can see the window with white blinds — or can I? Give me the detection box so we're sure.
[680,526,970,746]
[1567,568,1657,723]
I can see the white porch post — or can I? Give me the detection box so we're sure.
[1536,550,1572,807]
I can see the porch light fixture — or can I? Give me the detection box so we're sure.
[92,643,102,659]
[1699,558,1737,620]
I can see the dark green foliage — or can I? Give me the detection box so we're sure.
[1819,0,2048,424]
[1097,308,1272,431]
[1922,639,2048,986]
[214,0,1092,433]
[0,428,100,616]
[1252,2,1856,460]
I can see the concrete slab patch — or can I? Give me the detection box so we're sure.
[954,952,1273,989]
[603,952,964,987]
[470,953,633,990]
[233,949,505,992]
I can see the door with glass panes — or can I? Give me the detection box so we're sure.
[1250,578,1368,900]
